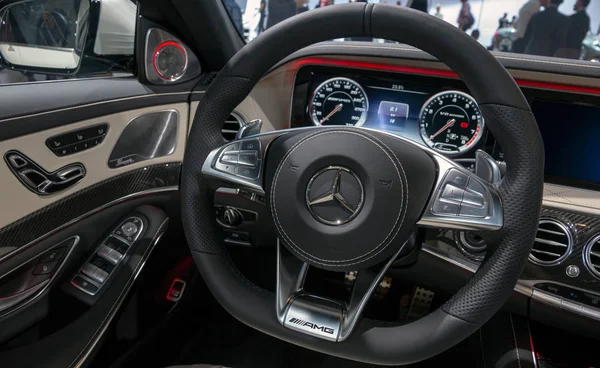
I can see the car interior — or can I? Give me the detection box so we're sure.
[0,0,600,367]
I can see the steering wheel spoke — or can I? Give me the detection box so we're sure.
[276,239,407,342]
[417,154,503,232]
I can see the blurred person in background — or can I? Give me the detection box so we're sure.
[523,0,569,56]
[471,28,480,40]
[315,0,332,8]
[258,0,266,34]
[434,4,444,19]
[512,0,548,53]
[267,0,296,28]
[498,12,510,29]
[557,0,591,58]
[457,0,475,31]
[296,0,309,13]
[510,15,517,25]
[407,0,428,12]
[223,0,244,36]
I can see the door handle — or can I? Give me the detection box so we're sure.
[4,151,86,196]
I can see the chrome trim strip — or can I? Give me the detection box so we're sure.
[70,218,169,368]
[0,236,79,319]
[0,186,179,265]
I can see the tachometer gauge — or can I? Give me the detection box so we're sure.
[308,77,369,126]
[419,91,484,156]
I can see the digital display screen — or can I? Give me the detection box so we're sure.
[532,100,600,187]
[307,73,438,144]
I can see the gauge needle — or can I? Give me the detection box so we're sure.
[429,119,455,140]
[319,103,343,125]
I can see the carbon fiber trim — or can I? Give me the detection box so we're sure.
[0,163,180,260]
[521,207,600,293]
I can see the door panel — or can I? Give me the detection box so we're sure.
[0,103,188,230]
[0,197,175,367]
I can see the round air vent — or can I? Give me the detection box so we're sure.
[583,234,600,279]
[529,219,573,266]
[221,112,244,141]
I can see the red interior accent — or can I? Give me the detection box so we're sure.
[291,57,600,96]
[153,41,187,80]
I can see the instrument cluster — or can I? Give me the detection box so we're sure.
[296,71,487,158]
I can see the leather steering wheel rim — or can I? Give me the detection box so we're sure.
[181,3,544,365]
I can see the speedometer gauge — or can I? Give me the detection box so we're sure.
[309,77,369,127]
[419,91,484,156]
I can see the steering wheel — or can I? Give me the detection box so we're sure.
[182,3,544,365]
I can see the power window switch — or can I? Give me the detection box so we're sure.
[81,263,99,279]
[91,268,109,284]
[97,244,123,265]
[72,275,98,294]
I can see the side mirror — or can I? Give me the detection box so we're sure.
[0,0,90,75]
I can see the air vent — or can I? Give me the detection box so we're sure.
[584,234,600,279]
[221,112,244,141]
[529,219,572,266]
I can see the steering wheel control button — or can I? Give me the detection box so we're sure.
[215,162,236,175]
[236,165,260,179]
[72,276,99,294]
[440,183,465,203]
[432,200,460,216]
[238,152,258,167]
[240,139,260,151]
[32,261,58,275]
[462,190,485,208]
[220,152,239,165]
[447,169,469,187]
[566,265,580,278]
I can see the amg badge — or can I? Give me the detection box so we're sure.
[288,317,335,334]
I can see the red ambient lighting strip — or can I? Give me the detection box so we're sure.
[292,57,600,96]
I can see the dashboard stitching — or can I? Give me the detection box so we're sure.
[271,129,408,266]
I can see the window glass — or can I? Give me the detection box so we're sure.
[0,0,137,85]
[226,0,600,63]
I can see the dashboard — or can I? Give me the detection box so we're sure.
[291,64,600,192]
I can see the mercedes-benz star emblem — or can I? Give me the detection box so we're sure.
[306,166,364,225]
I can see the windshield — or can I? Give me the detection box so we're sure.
[223,0,600,62]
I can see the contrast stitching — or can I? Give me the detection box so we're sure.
[271,128,408,266]
[509,314,522,368]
